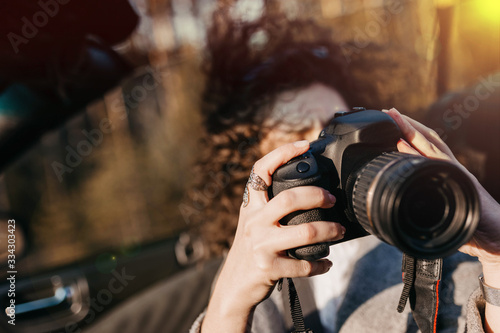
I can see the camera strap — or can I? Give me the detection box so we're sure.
[278,278,314,333]
[397,253,443,333]
[280,254,442,333]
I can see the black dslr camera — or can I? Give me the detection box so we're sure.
[270,108,480,260]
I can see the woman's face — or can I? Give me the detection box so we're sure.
[259,83,349,154]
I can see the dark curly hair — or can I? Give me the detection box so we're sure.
[184,7,358,258]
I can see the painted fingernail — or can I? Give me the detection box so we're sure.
[294,140,309,147]
[328,193,336,205]
[318,260,333,272]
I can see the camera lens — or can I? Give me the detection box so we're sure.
[399,176,452,235]
[401,181,448,230]
[351,152,480,259]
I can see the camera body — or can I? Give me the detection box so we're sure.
[270,108,480,261]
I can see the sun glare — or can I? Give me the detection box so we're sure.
[473,0,500,23]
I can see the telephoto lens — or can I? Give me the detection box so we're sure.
[271,109,481,261]
[351,152,480,259]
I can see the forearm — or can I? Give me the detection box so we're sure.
[478,194,500,333]
[202,300,253,332]
[201,268,256,332]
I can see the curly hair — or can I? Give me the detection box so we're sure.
[185,8,358,258]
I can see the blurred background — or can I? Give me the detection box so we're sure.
[0,0,499,276]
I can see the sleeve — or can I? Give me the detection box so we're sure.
[465,288,486,333]
[86,259,222,333]
[188,294,287,333]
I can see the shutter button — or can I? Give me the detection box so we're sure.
[296,162,310,173]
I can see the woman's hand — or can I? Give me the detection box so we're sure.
[383,108,500,264]
[202,140,346,332]
[384,108,500,333]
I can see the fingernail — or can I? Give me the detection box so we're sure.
[398,138,411,148]
[390,107,399,113]
[341,226,346,235]
[381,109,389,113]
[328,193,336,205]
[319,260,333,272]
[294,140,309,147]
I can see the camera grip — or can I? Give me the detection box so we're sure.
[281,208,332,261]
[271,152,333,261]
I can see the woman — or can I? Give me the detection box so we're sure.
[189,10,500,333]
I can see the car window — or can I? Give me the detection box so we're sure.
[2,57,203,275]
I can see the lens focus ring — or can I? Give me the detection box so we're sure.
[352,152,406,236]
[351,151,480,259]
